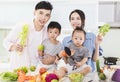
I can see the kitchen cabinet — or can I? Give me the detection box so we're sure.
[0,29,10,63]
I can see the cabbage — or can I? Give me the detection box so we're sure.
[0,72,18,81]
[45,73,59,82]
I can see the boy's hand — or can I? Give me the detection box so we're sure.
[38,50,44,56]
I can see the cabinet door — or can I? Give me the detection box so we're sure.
[99,1,115,22]
[0,29,10,62]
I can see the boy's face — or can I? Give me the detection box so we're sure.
[72,31,85,47]
[48,28,60,40]
[34,9,51,27]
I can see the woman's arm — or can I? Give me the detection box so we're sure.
[92,34,103,61]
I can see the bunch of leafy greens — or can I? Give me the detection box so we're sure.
[14,66,28,73]
[0,72,18,81]
[99,24,110,36]
[17,24,29,55]
[18,24,29,47]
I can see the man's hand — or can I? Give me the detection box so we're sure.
[10,44,23,52]
[15,44,24,52]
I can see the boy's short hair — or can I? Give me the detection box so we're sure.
[47,21,61,33]
[35,1,53,10]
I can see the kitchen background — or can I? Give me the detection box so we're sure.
[0,0,120,71]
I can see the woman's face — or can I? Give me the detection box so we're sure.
[70,12,82,29]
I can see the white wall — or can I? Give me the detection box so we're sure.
[0,0,98,31]
[101,29,120,57]
[99,1,120,22]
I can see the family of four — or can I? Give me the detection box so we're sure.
[3,1,103,78]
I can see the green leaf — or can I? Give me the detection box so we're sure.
[99,24,110,36]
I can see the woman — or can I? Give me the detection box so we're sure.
[62,9,103,72]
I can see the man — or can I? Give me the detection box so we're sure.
[3,1,53,70]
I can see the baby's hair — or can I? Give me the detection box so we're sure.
[72,27,86,39]
[47,21,61,33]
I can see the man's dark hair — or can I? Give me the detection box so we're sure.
[35,1,53,10]
[47,21,61,33]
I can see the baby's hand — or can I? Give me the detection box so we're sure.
[54,56,60,64]
[76,62,82,68]
[71,49,75,56]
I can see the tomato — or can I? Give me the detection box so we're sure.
[39,67,47,75]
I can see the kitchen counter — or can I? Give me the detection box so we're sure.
[108,22,120,28]
[0,63,10,72]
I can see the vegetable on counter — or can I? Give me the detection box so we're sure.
[112,69,120,82]
[99,24,110,36]
[30,66,36,72]
[14,66,28,74]
[0,72,18,81]
[96,60,106,80]
[68,73,84,82]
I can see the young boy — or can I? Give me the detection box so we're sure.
[37,21,63,71]
[55,27,91,78]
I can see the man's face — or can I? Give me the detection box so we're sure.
[34,9,51,27]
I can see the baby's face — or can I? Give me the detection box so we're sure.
[72,31,85,47]
[48,28,60,40]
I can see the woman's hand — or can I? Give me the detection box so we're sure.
[95,34,103,46]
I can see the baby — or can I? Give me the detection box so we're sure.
[55,27,91,78]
